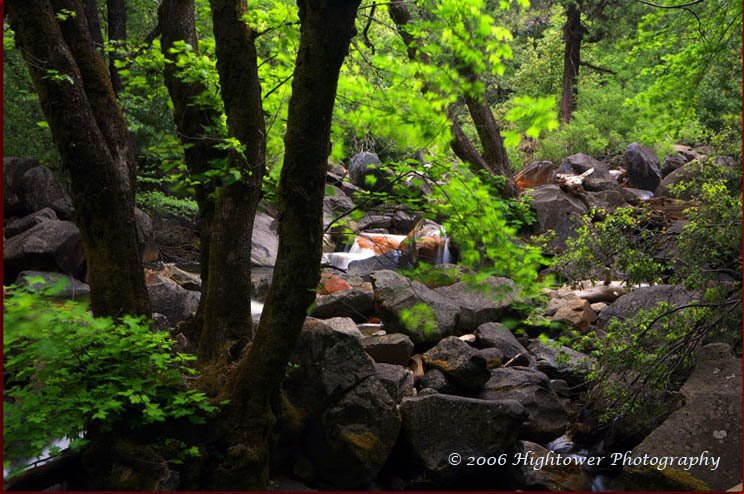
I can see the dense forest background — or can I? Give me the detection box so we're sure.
[3,0,742,491]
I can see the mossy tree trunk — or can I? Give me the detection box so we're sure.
[158,0,225,328]
[107,0,126,94]
[561,1,582,124]
[196,0,268,362]
[7,0,150,317]
[205,0,361,488]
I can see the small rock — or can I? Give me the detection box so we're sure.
[551,298,597,332]
[418,369,455,394]
[478,347,504,369]
[362,333,414,366]
[422,336,490,392]
[310,288,375,322]
[320,317,364,340]
[527,338,596,388]
[375,362,415,402]
[474,323,530,366]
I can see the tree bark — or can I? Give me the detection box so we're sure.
[207,0,361,488]
[561,1,582,124]
[107,0,126,94]
[196,0,267,362]
[158,0,224,331]
[82,0,104,54]
[7,0,150,317]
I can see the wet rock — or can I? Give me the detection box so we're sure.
[515,160,555,192]
[512,441,592,490]
[375,362,415,402]
[4,219,85,282]
[309,288,375,322]
[595,285,698,330]
[16,166,74,220]
[527,338,595,388]
[422,336,490,392]
[478,367,568,443]
[251,211,279,266]
[631,343,742,491]
[146,273,200,326]
[526,185,588,251]
[624,142,662,192]
[399,394,527,479]
[551,298,597,331]
[4,157,41,216]
[362,333,414,366]
[474,323,530,366]
[371,270,459,344]
[434,277,519,331]
[278,319,401,488]
[17,270,90,300]
[403,219,452,265]
[5,207,58,237]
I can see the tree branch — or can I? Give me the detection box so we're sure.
[579,61,617,75]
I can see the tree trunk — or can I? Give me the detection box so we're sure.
[107,0,126,94]
[82,0,104,54]
[207,0,361,488]
[561,1,582,124]
[196,0,267,362]
[8,0,150,317]
[158,0,224,331]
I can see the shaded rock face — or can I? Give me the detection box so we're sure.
[418,368,456,394]
[362,333,414,366]
[278,320,401,489]
[348,152,390,192]
[146,273,200,326]
[624,142,662,192]
[347,252,412,279]
[399,394,527,480]
[582,189,630,212]
[374,362,415,402]
[475,323,531,366]
[527,339,595,388]
[422,336,491,392]
[5,220,85,282]
[654,162,697,199]
[515,160,555,192]
[478,367,568,443]
[371,270,460,344]
[309,288,375,322]
[17,270,90,300]
[595,285,698,330]
[18,166,74,219]
[433,277,519,331]
[4,157,41,216]
[251,211,279,267]
[527,185,588,251]
[512,441,592,491]
[5,207,58,237]
[631,343,742,491]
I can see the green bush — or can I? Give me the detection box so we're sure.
[3,282,217,474]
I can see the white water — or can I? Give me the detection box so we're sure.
[251,299,264,315]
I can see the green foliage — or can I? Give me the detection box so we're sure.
[4,283,217,472]
[136,190,198,219]
[400,303,437,335]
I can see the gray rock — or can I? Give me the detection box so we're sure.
[279,319,401,488]
[323,184,354,213]
[655,162,697,199]
[4,157,41,216]
[399,394,527,479]
[527,185,588,251]
[134,207,153,246]
[418,369,455,394]
[422,336,490,392]
[624,142,662,192]
[632,343,742,491]
[478,347,504,369]
[320,317,363,340]
[558,153,616,191]
[251,211,279,266]
[374,362,415,402]
[347,252,411,279]
[4,219,85,282]
[5,207,58,237]
[348,152,390,191]
[434,277,519,331]
[371,270,460,344]
[527,338,596,388]
[357,214,394,231]
[661,153,689,177]
[595,285,698,330]
[147,276,200,325]
[18,166,74,219]
[581,189,630,212]
[309,288,375,322]
[17,270,90,300]
[478,367,568,443]
[474,323,530,366]
[362,333,414,366]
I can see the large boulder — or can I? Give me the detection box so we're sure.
[362,333,414,366]
[16,270,90,300]
[371,270,459,344]
[478,367,568,443]
[347,252,412,279]
[323,184,354,214]
[526,185,588,251]
[624,142,662,192]
[277,319,401,488]
[631,343,741,491]
[433,277,519,331]
[654,162,697,199]
[5,207,58,237]
[475,323,531,366]
[422,336,490,392]
[374,362,415,402]
[527,338,595,388]
[251,211,279,266]
[348,152,390,192]
[399,394,527,479]
[309,288,375,322]
[17,166,74,219]
[515,161,555,192]
[581,189,631,213]
[146,273,200,326]
[4,157,41,216]
[595,285,698,330]
[557,153,615,191]
[4,220,85,282]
